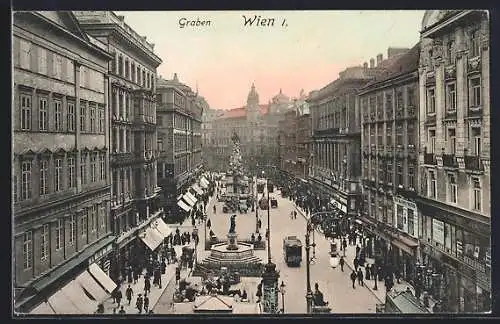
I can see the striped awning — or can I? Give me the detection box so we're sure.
[192,183,204,195]
[177,199,192,212]
[184,192,197,206]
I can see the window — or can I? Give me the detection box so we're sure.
[157,116,163,126]
[80,153,87,185]
[39,97,48,131]
[397,205,404,230]
[67,102,75,132]
[426,88,436,114]
[446,83,456,111]
[54,100,62,131]
[407,88,416,108]
[55,158,62,191]
[118,55,123,76]
[407,209,415,236]
[471,127,481,155]
[69,215,76,245]
[396,90,404,112]
[428,129,436,153]
[386,124,393,147]
[54,54,63,79]
[469,77,481,107]
[90,153,97,182]
[80,214,87,236]
[99,153,106,181]
[396,122,404,146]
[41,224,49,261]
[20,94,32,130]
[408,164,415,189]
[21,161,31,200]
[447,40,456,63]
[23,231,33,269]
[407,123,415,147]
[158,138,164,152]
[100,206,106,229]
[90,106,96,133]
[131,62,135,81]
[429,170,437,198]
[80,103,86,132]
[38,47,47,74]
[125,59,129,79]
[39,159,48,196]
[55,219,63,250]
[448,128,456,154]
[68,157,75,188]
[98,108,105,133]
[471,28,481,57]
[472,177,481,211]
[137,66,141,84]
[386,161,393,184]
[396,162,404,187]
[448,174,457,203]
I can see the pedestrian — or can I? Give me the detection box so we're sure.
[207,218,212,229]
[144,276,151,295]
[192,217,196,227]
[357,268,364,286]
[213,205,216,214]
[294,210,297,219]
[395,269,401,284]
[350,270,357,289]
[143,294,150,313]
[116,288,123,306]
[118,305,126,314]
[365,264,371,280]
[342,238,347,251]
[133,269,139,284]
[339,256,345,272]
[256,283,263,302]
[353,257,359,271]
[126,285,134,305]
[136,294,143,314]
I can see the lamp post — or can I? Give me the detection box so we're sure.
[373,260,378,290]
[279,281,286,313]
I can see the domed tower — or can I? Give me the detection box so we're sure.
[246,82,260,122]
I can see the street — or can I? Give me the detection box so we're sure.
[155,179,379,314]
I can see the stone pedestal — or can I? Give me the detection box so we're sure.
[226,232,239,251]
[262,262,280,314]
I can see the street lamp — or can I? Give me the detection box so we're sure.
[373,261,378,290]
[279,281,286,313]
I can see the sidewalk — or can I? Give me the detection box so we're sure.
[294,204,437,311]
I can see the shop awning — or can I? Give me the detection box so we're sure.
[139,227,163,252]
[75,270,108,302]
[183,192,197,206]
[152,217,172,237]
[88,263,117,294]
[47,287,80,314]
[30,302,55,314]
[200,177,209,188]
[192,183,204,195]
[177,199,192,212]
[47,280,98,314]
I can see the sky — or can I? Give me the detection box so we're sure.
[116,10,425,110]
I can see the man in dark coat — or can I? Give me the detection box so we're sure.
[207,218,212,229]
[357,268,364,286]
[339,256,345,272]
[353,257,359,271]
[350,270,357,289]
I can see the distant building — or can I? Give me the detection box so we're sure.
[202,107,224,170]
[416,10,490,312]
[212,84,283,172]
[156,74,204,222]
[13,11,113,312]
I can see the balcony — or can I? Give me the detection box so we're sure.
[444,110,457,120]
[424,153,436,165]
[468,106,483,118]
[464,155,483,171]
[425,114,436,125]
[442,154,458,168]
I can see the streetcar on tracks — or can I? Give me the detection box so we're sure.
[283,236,302,266]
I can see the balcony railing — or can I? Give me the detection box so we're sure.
[442,154,458,168]
[424,153,436,165]
[464,155,482,171]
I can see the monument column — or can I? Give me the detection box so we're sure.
[262,262,280,313]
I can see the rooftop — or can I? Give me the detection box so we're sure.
[220,104,270,119]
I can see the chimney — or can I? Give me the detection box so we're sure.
[376,53,383,66]
[363,62,368,69]
[369,58,375,68]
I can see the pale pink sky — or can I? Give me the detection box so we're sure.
[116,10,425,110]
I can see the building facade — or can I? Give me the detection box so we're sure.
[74,11,163,283]
[156,74,204,222]
[359,45,420,288]
[416,10,490,312]
[212,84,281,173]
[201,107,224,170]
[13,11,114,312]
[296,101,312,178]
[278,110,298,176]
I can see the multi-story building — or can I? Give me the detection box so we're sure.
[13,11,114,312]
[201,107,224,170]
[296,100,312,179]
[416,10,490,312]
[156,74,204,223]
[212,84,281,173]
[278,109,298,176]
[74,11,163,283]
[359,45,419,287]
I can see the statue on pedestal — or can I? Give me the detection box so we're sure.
[229,214,236,233]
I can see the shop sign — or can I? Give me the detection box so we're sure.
[88,244,113,265]
[432,219,445,245]
[394,196,417,210]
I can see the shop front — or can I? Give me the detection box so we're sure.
[417,198,491,313]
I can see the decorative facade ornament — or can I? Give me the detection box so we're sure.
[468,56,481,73]
[444,65,457,80]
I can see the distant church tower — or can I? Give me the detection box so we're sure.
[246,82,260,123]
